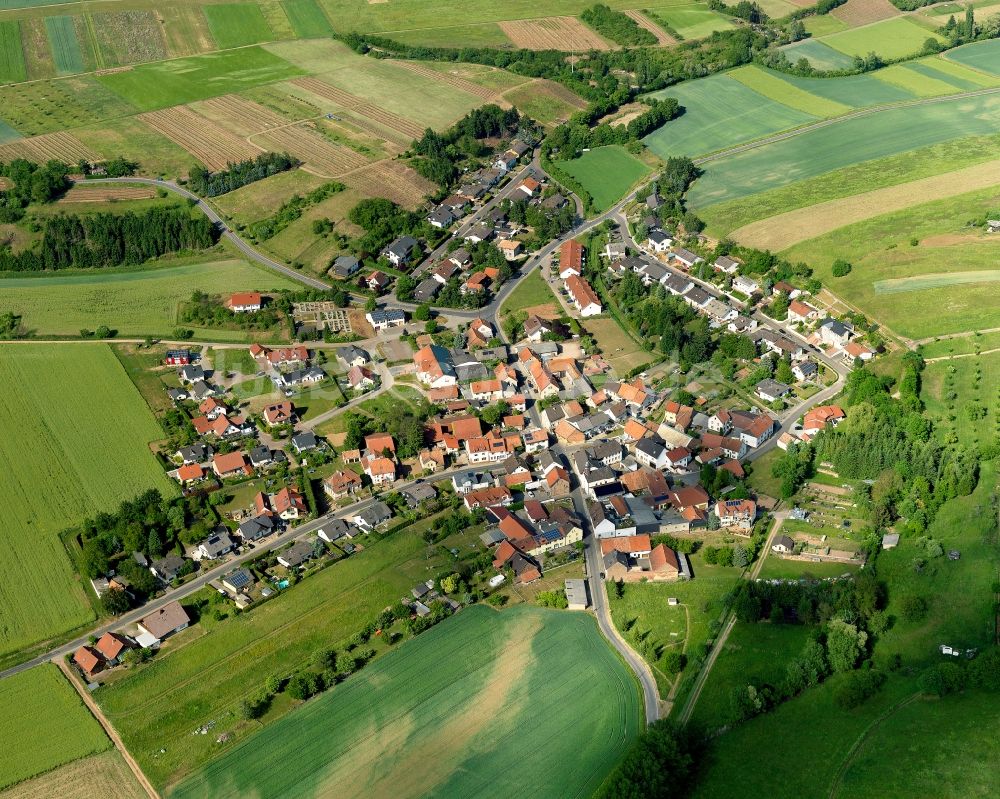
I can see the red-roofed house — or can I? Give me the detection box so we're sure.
[559,240,583,279]
[226,292,262,312]
[565,275,602,317]
[73,646,104,678]
[213,451,252,478]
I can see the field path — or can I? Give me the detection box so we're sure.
[56,659,159,799]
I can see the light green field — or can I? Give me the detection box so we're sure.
[780,38,856,70]
[920,329,1000,358]
[170,605,640,799]
[0,259,299,337]
[644,73,816,158]
[388,22,513,48]
[203,3,274,49]
[757,557,861,580]
[924,350,1000,447]
[0,665,110,791]
[499,265,559,314]
[945,36,1000,75]
[821,17,946,60]
[97,46,305,111]
[0,20,26,83]
[874,63,965,96]
[647,4,735,39]
[0,344,175,658]
[781,184,1000,338]
[43,15,83,75]
[803,13,847,36]
[0,75,138,136]
[555,145,652,211]
[728,65,851,116]
[688,91,1000,207]
[280,0,333,37]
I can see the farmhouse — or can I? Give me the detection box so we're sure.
[226,292,262,312]
[96,632,133,666]
[73,646,104,679]
[136,601,190,646]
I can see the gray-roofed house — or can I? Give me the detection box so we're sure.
[353,500,392,532]
[332,255,361,279]
[291,431,319,453]
[167,387,189,403]
[338,345,370,368]
[194,531,234,561]
[238,514,275,542]
[384,235,419,267]
[150,555,187,582]
[771,535,795,554]
[401,482,437,508]
[428,206,455,229]
[249,445,273,468]
[277,539,315,568]
[318,518,358,543]
[414,278,441,303]
[177,443,211,464]
[178,365,205,384]
[756,379,791,403]
[223,568,254,593]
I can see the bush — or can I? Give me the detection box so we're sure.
[901,595,929,622]
[831,259,852,277]
[917,662,966,696]
[663,651,687,673]
[834,667,886,709]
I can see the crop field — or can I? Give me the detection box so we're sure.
[0,130,96,164]
[43,15,84,75]
[341,159,434,208]
[830,0,900,26]
[254,121,369,176]
[644,73,816,158]
[394,59,503,102]
[192,93,289,136]
[169,605,640,799]
[159,5,216,57]
[0,259,298,336]
[499,16,613,50]
[0,21,26,83]
[781,184,1000,338]
[822,17,946,59]
[623,9,675,45]
[139,106,264,170]
[97,46,305,111]
[0,345,176,657]
[687,91,1000,208]
[780,37,856,70]
[556,145,652,210]
[727,65,850,116]
[728,157,1000,250]
[388,22,513,48]
[0,665,110,791]
[92,10,168,67]
[0,75,137,136]
[647,4,735,39]
[803,13,847,36]
[58,185,158,203]
[0,750,145,799]
[203,3,275,49]
[288,76,426,140]
[281,0,332,37]
[836,691,1000,799]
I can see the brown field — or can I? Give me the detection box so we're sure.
[253,122,370,177]
[831,0,900,26]
[498,16,613,51]
[289,77,425,141]
[138,106,263,170]
[58,186,158,203]
[729,158,1000,251]
[193,94,290,137]
[342,160,434,209]
[0,132,98,164]
[395,60,504,102]
[623,10,677,45]
[0,751,145,799]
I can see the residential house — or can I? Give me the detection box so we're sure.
[671,248,703,269]
[150,554,186,582]
[715,498,757,533]
[347,365,376,390]
[213,451,252,479]
[136,601,190,645]
[366,308,406,331]
[277,540,315,569]
[223,568,254,594]
[401,482,437,508]
[428,206,455,229]
[756,379,791,403]
[164,349,194,365]
[73,646,104,678]
[714,255,740,274]
[772,535,796,554]
[194,531,234,561]
[565,275,602,317]
[225,292,262,312]
[238,513,275,542]
[331,255,361,279]
[414,344,456,388]
[366,270,392,293]
[787,300,818,324]
[647,230,673,253]
[819,318,853,348]
[498,239,523,261]
[558,240,584,279]
[418,447,446,472]
[270,486,307,520]
[291,431,319,453]
[324,469,363,499]
[384,235,419,267]
[463,486,513,511]
[413,278,441,303]
[732,275,759,296]
[364,455,397,485]
[792,360,819,382]
[263,401,294,426]
[96,632,132,666]
[517,177,540,197]
[451,469,490,495]
[353,501,392,532]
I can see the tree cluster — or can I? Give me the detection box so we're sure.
[0,159,71,222]
[580,4,658,46]
[188,152,300,197]
[342,401,435,461]
[248,181,345,241]
[348,197,430,255]
[597,720,696,799]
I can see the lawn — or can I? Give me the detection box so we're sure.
[0,664,110,790]
[555,145,652,211]
[688,622,813,731]
[687,90,1000,208]
[0,345,175,660]
[499,265,559,315]
[169,605,640,799]
[585,316,650,374]
[97,47,305,111]
[644,73,816,159]
[821,17,946,60]
[203,3,274,49]
[0,259,299,338]
[0,20,26,83]
[836,691,1000,798]
[280,0,333,37]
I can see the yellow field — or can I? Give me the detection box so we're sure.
[0,751,145,799]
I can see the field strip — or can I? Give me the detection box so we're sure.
[498,17,613,51]
[58,185,157,202]
[0,132,97,163]
[251,122,369,177]
[874,270,1000,295]
[394,60,503,102]
[728,65,851,117]
[831,0,900,26]
[288,76,425,140]
[193,94,289,137]
[924,346,1000,362]
[138,106,264,170]
[623,10,676,46]
[729,157,1000,251]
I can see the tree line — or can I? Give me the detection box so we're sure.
[188,152,300,197]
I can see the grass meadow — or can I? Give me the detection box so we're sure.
[0,665,110,790]
[555,145,652,210]
[203,3,275,49]
[280,0,333,37]
[0,259,300,337]
[780,38,856,70]
[821,17,946,60]
[0,21,26,83]
[0,345,175,659]
[646,4,734,39]
[499,266,559,316]
[923,350,1000,449]
[169,605,640,799]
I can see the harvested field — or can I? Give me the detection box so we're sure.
[341,160,433,208]
[58,185,157,203]
[0,131,97,163]
[623,10,676,45]
[499,16,613,51]
[395,60,502,101]
[0,751,145,799]
[831,0,900,26]
[289,76,425,140]
[139,106,262,170]
[253,122,368,176]
[730,157,1000,250]
[193,94,289,136]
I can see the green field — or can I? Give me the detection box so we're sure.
[803,12,847,37]
[780,38,856,70]
[555,145,652,211]
[924,351,1000,447]
[281,0,333,37]
[0,20,26,83]
[0,345,175,659]
[728,65,851,116]
[822,17,946,60]
[44,15,84,75]
[944,36,1000,75]
[499,265,559,314]
[687,91,1000,208]
[644,73,816,158]
[647,4,735,39]
[0,664,110,790]
[388,22,512,48]
[203,3,275,49]
[0,259,300,337]
[781,184,1000,338]
[97,46,304,111]
[836,691,1000,799]
[169,605,640,799]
